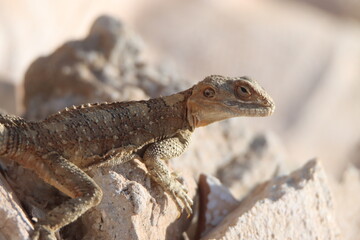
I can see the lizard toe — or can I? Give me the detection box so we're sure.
[31,225,56,240]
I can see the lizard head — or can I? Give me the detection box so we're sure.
[187,75,275,128]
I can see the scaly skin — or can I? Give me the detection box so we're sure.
[0,75,274,239]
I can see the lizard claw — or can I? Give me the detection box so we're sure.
[169,177,193,217]
[31,225,56,240]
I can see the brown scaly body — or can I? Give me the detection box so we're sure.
[0,75,275,240]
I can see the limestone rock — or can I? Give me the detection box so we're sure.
[203,160,341,240]
[216,132,286,199]
[1,159,196,240]
[293,0,360,20]
[196,174,239,239]
[349,141,360,170]
[23,15,141,120]
[0,172,33,240]
[331,164,360,240]
[63,160,196,240]
[0,77,21,115]
[23,15,185,121]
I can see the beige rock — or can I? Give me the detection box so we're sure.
[1,159,196,239]
[216,132,286,199]
[0,173,33,240]
[203,160,341,240]
[331,164,360,240]
[0,78,22,115]
[22,15,190,121]
[23,15,141,120]
[196,174,239,239]
[0,0,144,83]
[349,141,360,170]
[293,0,360,20]
[64,160,196,240]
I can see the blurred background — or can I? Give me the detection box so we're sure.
[0,0,360,178]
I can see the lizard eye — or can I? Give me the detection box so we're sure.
[236,85,251,99]
[203,88,215,98]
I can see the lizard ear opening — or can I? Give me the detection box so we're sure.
[203,87,215,98]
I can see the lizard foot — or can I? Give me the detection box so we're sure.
[168,176,193,217]
[31,225,56,240]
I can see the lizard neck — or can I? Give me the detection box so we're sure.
[159,89,194,133]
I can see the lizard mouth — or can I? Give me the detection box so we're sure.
[241,106,275,117]
[224,101,275,117]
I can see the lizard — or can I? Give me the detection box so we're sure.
[0,75,274,240]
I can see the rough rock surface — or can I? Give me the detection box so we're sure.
[23,15,187,121]
[216,132,286,199]
[292,0,360,20]
[0,172,33,240]
[331,164,360,240]
[196,174,239,239]
[64,161,196,240]
[203,160,341,240]
[0,78,21,115]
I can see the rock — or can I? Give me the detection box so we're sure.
[202,160,341,240]
[62,160,196,240]
[23,15,142,120]
[0,77,22,115]
[216,132,286,199]
[196,174,239,239]
[331,164,360,240]
[1,159,196,240]
[293,0,360,20]
[349,141,360,170]
[0,172,33,240]
[23,15,185,121]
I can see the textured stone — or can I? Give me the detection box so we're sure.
[23,15,138,120]
[216,132,286,199]
[331,164,360,240]
[63,161,196,240]
[23,15,184,121]
[203,160,341,240]
[0,78,21,115]
[0,173,33,240]
[196,174,239,239]
[292,0,360,20]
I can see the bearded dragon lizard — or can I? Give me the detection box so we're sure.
[0,75,274,239]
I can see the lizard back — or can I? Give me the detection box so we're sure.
[25,90,192,167]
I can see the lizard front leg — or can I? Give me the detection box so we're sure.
[142,131,193,216]
[31,152,103,240]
